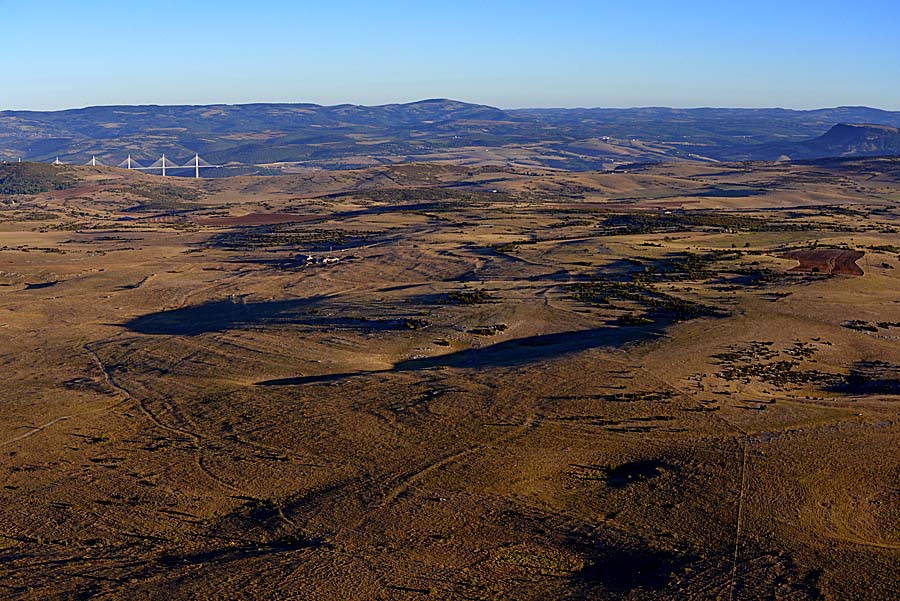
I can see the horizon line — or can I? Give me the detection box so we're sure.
[2,99,899,114]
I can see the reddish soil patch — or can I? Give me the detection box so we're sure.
[193,213,321,226]
[783,249,865,276]
[47,184,102,199]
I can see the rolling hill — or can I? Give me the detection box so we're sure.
[750,123,900,161]
[3,100,900,171]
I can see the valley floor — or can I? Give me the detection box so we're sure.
[1,159,899,599]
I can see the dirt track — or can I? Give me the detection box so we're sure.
[1,161,899,599]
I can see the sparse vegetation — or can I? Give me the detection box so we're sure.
[568,277,725,321]
[0,163,76,195]
[1,157,899,600]
[402,318,430,330]
[446,288,497,304]
[469,324,508,336]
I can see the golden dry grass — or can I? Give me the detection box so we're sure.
[0,159,899,599]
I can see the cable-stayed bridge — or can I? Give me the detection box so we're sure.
[59,154,222,178]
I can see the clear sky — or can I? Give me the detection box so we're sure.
[2,0,899,111]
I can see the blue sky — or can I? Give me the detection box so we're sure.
[2,0,899,111]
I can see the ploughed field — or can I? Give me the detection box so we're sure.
[1,159,900,599]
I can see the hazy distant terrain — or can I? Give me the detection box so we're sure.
[3,100,900,172]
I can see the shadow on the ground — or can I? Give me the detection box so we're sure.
[827,361,900,395]
[602,459,671,489]
[24,281,59,290]
[574,546,691,593]
[123,297,429,336]
[256,320,672,385]
[124,293,705,384]
[156,534,327,568]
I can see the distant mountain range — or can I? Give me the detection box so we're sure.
[740,123,900,161]
[2,99,900,172]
